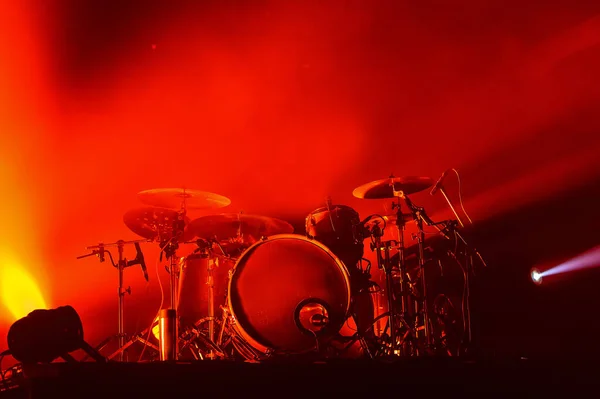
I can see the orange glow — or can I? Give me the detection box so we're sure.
[0,260,47,321]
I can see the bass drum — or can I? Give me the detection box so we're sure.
[228,234,351,357]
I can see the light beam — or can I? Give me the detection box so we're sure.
[531,245,600,285]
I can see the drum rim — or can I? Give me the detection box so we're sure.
[227,233,352,356]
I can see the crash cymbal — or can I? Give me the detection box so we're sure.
[188,214,294,243]
[137,188,231,210]
[123,207,194,242]
[353,176,434,199]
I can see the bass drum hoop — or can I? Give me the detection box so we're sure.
[227,234,352,356]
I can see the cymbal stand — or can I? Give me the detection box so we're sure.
[397,193,433,349]
[390,199,409,331]
[77,238,148,362]
[369,223,401,355]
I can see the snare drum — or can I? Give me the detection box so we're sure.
[227,234,351,357]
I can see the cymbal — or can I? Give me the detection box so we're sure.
[353,176,434,199]
[188,214,294,243]
[123,207,194,242]
[137,188,231,210]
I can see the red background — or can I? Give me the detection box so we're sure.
[1,0,600,359]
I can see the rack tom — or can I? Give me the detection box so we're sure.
[305,204,364,271]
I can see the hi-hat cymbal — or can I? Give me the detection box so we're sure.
[137,188,231,210]
[188,214,294,243]
[353,176,434,199]
[123,207,194,242]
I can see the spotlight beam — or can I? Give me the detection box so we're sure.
[541,245,600,278]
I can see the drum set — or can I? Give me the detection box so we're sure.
[78,173,486,362]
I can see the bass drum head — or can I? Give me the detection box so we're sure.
[228,234,351,355]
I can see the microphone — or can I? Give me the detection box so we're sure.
[97,243,105,262]
[135,242,149,282]
[430,169,450,196]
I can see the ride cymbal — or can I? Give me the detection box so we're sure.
[123,206,194,242]
[188,214,294,243]
[353,176,434,199]
[137,188,231,210]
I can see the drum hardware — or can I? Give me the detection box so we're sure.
[368,221,399,353]
[398,191,434,349]
[123,206,195,243]
[354,174,438,355]
[179,325,226,360]
[106,323,160,361]
[188,213,294,247]
[76,238,150,361]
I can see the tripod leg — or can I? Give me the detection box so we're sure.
[107,322,158,361]
[80,340,108,363]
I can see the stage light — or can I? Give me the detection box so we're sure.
[531,268,543,285]
[6,305,105,364]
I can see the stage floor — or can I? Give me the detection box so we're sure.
[2,357,599,397]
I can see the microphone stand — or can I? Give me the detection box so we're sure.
[438,186,465,228]
[442,222,487,356]
[78,238,149,361]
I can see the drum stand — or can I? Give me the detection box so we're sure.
[77,239,148,362]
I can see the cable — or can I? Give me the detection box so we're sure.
[138,238,173,361]
[452,168,474,225]
[0,350,10,390]
[448,232,469,341]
